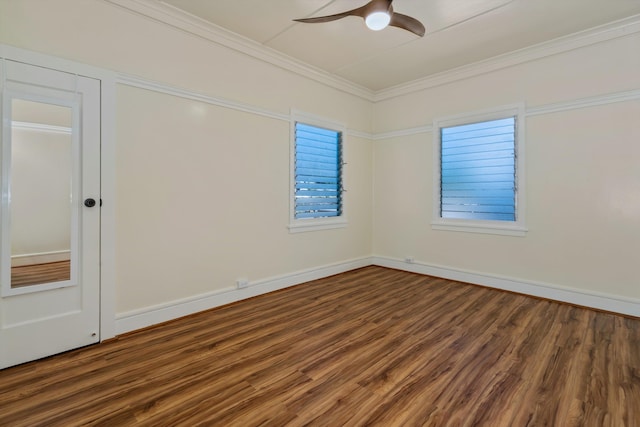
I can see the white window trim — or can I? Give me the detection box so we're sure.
[432,103,527,237]
[288,109,347,233]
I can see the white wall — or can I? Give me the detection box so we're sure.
[1,0,637,325]
[372,32,640,302]
[0,0,373,319]
[10,128,71,261]
[9,100,73,265]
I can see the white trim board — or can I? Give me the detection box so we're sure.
[373,88,640,141]
[117,73,290,122]
[12,121,72,134]
[117,73,371,139]
[11,250,70,267]
[525,89,640,117]
[371,256,640,318]
[118,74,640,144]
[115,257,372,334]
[116,255,639,335]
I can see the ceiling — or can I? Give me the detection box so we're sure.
[157,0,640,91]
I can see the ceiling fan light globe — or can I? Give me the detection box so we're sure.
[365,11,391,31]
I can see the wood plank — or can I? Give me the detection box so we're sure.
[11,261,70,287]
[0,266,638,426]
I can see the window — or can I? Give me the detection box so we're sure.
[432,104,526,236]
[289,112,346,233]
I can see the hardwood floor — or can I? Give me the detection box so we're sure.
[11,260,70,288]
[0,266,638,426]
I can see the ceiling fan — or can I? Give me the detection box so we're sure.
[294,0,425,37]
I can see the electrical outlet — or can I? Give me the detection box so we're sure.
[237,278,249,289]
[404,256,414,264]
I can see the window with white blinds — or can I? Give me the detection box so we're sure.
[294,122,343,220]
[432,105,527,236]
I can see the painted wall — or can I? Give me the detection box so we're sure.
[9,100,73,265]
[1,0,637,323]
[10,128,71,261]
[0,0,373,314]
[372,32,640,301]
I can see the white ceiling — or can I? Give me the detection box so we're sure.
[157,0,640,91]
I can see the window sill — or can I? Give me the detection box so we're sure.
[288,218,347,233]
[431,220,527,237]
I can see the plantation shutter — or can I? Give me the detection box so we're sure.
[295,122,342,219]
[440,117,516,221]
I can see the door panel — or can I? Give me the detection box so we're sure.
[0,60,100,369]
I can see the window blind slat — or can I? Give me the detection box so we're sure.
[442,211,515,221]
[442,125,514,141]
[296,211,340,219]
[442,118,514,135]
[296,173,340,180]
[443,149,515,162]
[442,173,515,184]
[442,141,514,156]
[296,178,340,186]
[295,190,340,197]
[296,182,339,190]
[442,165,515,177]
[441,181,515,191]
[442,157,514,169]
[443,189,515,198]
[442,207,515,216]
[296,137,338,150]
[296,160,340,170]
[442,197,515,206]
[296,145,338,157]
[296,152,339,163]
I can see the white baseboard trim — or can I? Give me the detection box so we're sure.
[11,250,71,267]
[115,254,639,335]
[115,256,372,335]
[372,256,640,318]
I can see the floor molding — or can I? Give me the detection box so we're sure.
[115,255,640,335]
[11,250,70,267]
[372,256,640,318]
[114,257,372,334]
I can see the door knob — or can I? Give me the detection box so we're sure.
[84,198,96,208]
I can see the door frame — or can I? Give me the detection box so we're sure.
[0,44,117,341]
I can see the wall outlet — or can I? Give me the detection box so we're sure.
[404,256,415,264]
[236,278,249,289]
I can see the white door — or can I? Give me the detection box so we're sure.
[0,60,100,369]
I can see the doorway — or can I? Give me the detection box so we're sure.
[0,59,101,369]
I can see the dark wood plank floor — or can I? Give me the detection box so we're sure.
[11,260,70,288]
[0,266,638,426]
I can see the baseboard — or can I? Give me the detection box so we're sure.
[372,256,640,318]
[11,250,70,267]
[114,256,372,334]
[115,254,639,335]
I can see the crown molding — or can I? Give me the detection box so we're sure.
[375,14,640,102]
[102,0,375,102]
[102,1,638,105]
